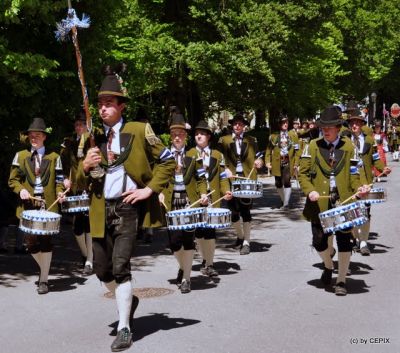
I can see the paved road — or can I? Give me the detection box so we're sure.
[1,162,399,353]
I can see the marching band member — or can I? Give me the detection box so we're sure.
[265,115,300,209]
[193,120,232,278]
[60,110,93,275]
[217,113,263,255]
[79,66,175,351]
[298,106,370,296]
[9,118,65,295]
[387,103,400,161]
[159,114,208,293]
[372,120,389,182]
[348,114,390,255]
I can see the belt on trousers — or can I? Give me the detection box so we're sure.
[173,191,187,199]
[105,197,124,205]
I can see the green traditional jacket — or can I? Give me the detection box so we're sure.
[77,122,176,238]
[387,125,400,147]
[265,130,300,177]
[195,147,230,208]
[8,149,64,217]
[161,147,208,211]
[353,134,384,185]
[298,137,361,223]
[217,134,260,180]
[60,133,89,194]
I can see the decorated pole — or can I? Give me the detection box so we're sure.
[55,1,104,177]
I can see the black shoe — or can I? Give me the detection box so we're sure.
[360,245,370,256]
[335,282,347,296]
[129,295,139,330]
[37,282,49,295]
[180,279,191,294]
[111,327,132,352]
[14,247,29,255]
[82,264,93,276]
[320,267,333,286]
[330,248,336,259]
[233,238,244,249]
[176,269,183,288]
[240,244,250,255]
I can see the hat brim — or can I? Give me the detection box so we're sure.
[26,128,48,134]
[98,91,130,101]
[347,116,366,123]
[228,118,249,126]
[316,119,343,128]
[169,124,189,131]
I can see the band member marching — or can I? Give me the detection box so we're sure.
[217,113,263,255]
[298,106,370,296]
[159,114,208,293]
[265,115,300,209]
[193,120,232,278]
[9,118,65,295]
[347,113,390,255]
[79,66,175,351]
[387,103,400,161]
[372,120,389,182]
[60,109,93,275]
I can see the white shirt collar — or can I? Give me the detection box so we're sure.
[104,118,123,135]
[232,133,244,139]
[31,146,45,155]
[324,137,340,147]
[171,146,185,154]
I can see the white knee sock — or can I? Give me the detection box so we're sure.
[39,251,52,283]
[358,221,370,243]
[115,281,132,331]
[277,187,284,203]
[318,249,334,270]
[85,233,93,266]
[75,234,88,258]
[283,187,292,206]
[243,222,251,243]
[182,249,194,282]
[203,239,216,267]
[337,252,351,284]
[232,221,244,239]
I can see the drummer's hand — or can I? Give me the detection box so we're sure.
[63,178,72,190]
[200,194,209,206]
[158,193,165,205]
[83,147,102,172]
[266,162,272,170]
[122,186,153,204]
[225,168,233,179]
[20,189,30,200]
[254,159,263,169]
[383,166,391,175]
[308,191,320,202]
[57,192,66,203]
[224,191,233,201]
[357,184,370,197]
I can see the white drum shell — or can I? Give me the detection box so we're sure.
[61,195,90,213]
[205,208,231,229]
[166,207,207,230]
[232,180,263,199]
[19,210,61,235]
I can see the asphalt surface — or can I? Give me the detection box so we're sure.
[1,162,399,353]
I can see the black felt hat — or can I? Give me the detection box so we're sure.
[74,108,86,123]
[316,106,343,127]
[228,113,250,126]
[345,100,359,114]
[194,120,213,134]
[98,65,129,101]
[279,114,289,123]
[26,118,48,134]
[169,114,189,131]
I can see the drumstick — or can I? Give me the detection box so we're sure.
[210,195,226,207]
[46,188,70,211]
[29,195,45,203]
[230,175,248,180]
[340,183,373,205]
[161,200,169,211]
[247,167,255,179]
[189,190,215,208]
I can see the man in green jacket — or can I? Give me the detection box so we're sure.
[193,120,232,278]
[347,114,390,255]
[265,115,300,209]
[299,106,370,296]
[80,67,175,352]
[9,118,65,295]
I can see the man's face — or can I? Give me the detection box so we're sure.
[29,131,46,149]
[232,120,245,135]
[293,122,299,129]
[74,120,87,136]
[97,96,125,127]
[349,119,363,135]
[170,128,187,150]
[280,121,289,131]
[195,129,210,148]
[321,126,340,142]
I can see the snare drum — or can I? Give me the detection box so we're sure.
[319,202,368,234]
[232,180,263,198]
[61,194,90,213]
[166,207,207,231]
[358,188,386,205]
[205,208,231,229]
[19,210,61,235]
